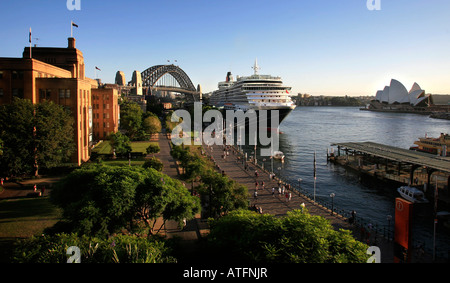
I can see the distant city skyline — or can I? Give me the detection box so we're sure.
[1,0,449,96]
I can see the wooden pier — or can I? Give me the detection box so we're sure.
[329,142,450,204]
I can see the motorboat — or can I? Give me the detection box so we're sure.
[273,151,285,161]
[397,186,429,203]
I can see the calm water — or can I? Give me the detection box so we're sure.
[252,107,450,256]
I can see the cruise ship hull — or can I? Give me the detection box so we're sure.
[221,106,295,129]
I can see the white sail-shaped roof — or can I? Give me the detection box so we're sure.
[388,79,409,104]
[380,86,390,103]
[409,82,422,94]
[375,90,383,102]
[413,95,429,106]
[409,89,425,105]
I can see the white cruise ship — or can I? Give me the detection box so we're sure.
[209,59,296,124]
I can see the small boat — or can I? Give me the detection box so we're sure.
[273,151,285,161]
[397,186,429,203]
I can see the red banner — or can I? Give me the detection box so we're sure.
[394,197,413,262]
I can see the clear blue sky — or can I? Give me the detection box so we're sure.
[1,0,449,96]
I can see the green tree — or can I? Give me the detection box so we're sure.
[0,98,35,176]
[51,165,200,237]
[51,165,141,236]
[199,169,248,218]
[109,132,132,157]
[142,157,163,172]
[207,209,369,263]
[119,99,143,140]
[170,145,190,174]
[142,113,162,138]
[146,144,160,156]
[34,101,75,174]
[135,169,200,236]
[0,98,75,177]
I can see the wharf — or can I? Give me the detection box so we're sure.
[329,142,450,204]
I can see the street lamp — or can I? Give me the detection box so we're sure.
[330,193,336,215]
[386,215,392,237]
[300,203,305,213]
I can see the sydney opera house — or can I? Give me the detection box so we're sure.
[367,79,433,111]
[375,79,430,106]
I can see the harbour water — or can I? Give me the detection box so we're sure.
[249,106,450,259]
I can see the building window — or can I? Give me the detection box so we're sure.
[12,71,24,80]
[66,89,71,98]
[13,88,24,98]
[39,89,51,100]
[0,88,4,96]
[0,71,3,79]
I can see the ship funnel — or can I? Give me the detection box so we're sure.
[226,72,233,82]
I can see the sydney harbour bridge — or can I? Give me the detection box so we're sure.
[115,64,202,102]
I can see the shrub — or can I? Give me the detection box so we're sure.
[12,233,176,263]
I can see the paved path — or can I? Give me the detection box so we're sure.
[155,131,208,243]
[202,143,403,262]
[0,177,60,200]
[202,143,352,230]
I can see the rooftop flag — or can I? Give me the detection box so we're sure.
[71,21,78,37]
[28,27,32,58]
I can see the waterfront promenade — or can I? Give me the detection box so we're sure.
[201,143,402,262]
[202,143,352,230]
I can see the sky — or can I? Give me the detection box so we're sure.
[1,0,449,96]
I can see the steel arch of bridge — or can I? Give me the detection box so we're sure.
[141,65,196,93]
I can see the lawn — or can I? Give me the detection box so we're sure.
[0,197,62,238]
[92,140,158,155]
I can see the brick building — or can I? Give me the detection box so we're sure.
[92,87,119,140]
[0,37,118,165]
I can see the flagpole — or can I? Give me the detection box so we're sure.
[313,151,316,202]
[433,175,438,261]
[29,27,32,59]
